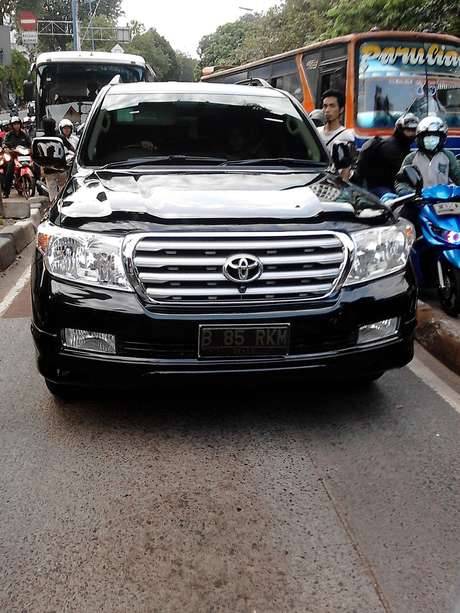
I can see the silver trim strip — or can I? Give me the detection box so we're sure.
[123,230,354,307]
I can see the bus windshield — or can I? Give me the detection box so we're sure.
[357,39,460,129]
[37,61,147,125]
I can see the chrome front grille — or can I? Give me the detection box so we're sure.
[126,232,350,305]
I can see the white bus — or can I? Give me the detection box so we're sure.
[24,51,156,130]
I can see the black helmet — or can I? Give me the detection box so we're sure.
[395,113,419,131]
[416,116,448,154]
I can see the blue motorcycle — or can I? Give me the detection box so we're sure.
[383,177,460,316]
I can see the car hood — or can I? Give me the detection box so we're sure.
[53,168,391,232]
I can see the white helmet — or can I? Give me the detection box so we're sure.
[416,115,448,154]
[59,118,73,135]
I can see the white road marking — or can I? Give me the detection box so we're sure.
[0,267,31,318]
[409,356,460,413]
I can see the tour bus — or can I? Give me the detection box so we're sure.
[24,51,156,131]
[202,31,460,154]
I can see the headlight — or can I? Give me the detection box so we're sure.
[345,220,415,286]
[37,221,133,291]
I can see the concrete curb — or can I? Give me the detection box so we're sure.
[416,301,460,376]
[0,235,16,271]
[0,195,48,271]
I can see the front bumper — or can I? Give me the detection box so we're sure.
[31,260,417,387]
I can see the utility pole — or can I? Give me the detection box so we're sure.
[71,0,81,51]
[88,0,95,50]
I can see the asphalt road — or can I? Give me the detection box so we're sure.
[1,248,460,612]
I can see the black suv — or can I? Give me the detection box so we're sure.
[31,82,417,395]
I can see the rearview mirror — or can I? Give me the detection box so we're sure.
[396,164,423,195]
[331,142,353,170]
[23,80,34,102]
[32,137,67,170]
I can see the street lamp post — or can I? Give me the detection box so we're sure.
[71,0,81,51]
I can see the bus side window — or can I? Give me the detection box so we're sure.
[317,44,348,110]
[264,58,303,102]
[272,73,303,102]
[302,51,321,107]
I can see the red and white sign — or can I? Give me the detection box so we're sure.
[18,11,37,32]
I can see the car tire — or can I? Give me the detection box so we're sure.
[45,378,79,400]
[347,371,385,386]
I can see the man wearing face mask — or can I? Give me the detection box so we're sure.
[396,116,460,195]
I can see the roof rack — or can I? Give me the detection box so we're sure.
[235,78,272,88]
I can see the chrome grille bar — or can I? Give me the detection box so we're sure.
[126,231,351,306]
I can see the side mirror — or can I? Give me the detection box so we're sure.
[332,142,353,170]
[32,137,67,170]
[23,80,34,102]
[396,164,423,195]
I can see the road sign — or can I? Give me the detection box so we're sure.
[22,31,38,46]
[19,11,37,32]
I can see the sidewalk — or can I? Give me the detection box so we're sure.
[0,192,48,271]
[416,300,460,376]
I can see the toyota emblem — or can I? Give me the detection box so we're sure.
[223,253,263,283]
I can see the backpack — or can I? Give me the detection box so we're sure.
[355,136,384,184]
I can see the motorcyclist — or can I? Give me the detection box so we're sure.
[396,116,460,195]
[58,119,79,163]
[2,116,32,198]
[355,113,419,197]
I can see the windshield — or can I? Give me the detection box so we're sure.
[357,39,460,129]
[37,61,145,125]
[81,92,326,166]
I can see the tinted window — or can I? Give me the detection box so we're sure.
[82,92,325,165]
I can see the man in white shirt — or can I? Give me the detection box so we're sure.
[317,89,355,180]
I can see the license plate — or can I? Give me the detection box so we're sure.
[18,156,30,163]
[199,324,290,358]
[433,202,460,216]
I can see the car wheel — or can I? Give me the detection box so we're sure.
[45,378,79,400]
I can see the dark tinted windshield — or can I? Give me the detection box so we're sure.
[39,62,146,106]
[81,92,326,166]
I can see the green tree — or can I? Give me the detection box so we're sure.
[127,28,180,81]
[197,14,257,69]
[176,51,198,82]
[0,49,29,98]
[327,0,459,36]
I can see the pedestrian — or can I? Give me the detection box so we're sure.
[354,113,419,197]
[396,116,460,195]
[2,116,32,198]
[317,89,355,180]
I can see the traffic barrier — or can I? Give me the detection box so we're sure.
[0,220,36,254]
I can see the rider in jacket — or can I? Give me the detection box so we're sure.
[2,117,32,198]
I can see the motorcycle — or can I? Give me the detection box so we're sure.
[0,146,36,199]
[382,167,460,316]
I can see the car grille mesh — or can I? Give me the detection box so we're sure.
[130,232,348,305]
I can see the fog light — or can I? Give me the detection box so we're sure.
[357,318,399,345]
[63,328,116,354]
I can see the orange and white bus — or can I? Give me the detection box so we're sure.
[202,30,460,154]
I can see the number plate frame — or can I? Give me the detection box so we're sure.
[433,202,460,216]
[198,324,291,358]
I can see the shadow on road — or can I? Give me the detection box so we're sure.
[48,372,391,438]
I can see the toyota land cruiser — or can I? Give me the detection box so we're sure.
[31,82,417,395]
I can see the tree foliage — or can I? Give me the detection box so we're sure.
[198,0,459,71]
[126,28,180,81]
[0,49,30,98]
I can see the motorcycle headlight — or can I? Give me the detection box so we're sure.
[37,222,133,292]
[345,220,415,286]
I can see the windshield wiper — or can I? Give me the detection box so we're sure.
[101,155,228,169]
[222,157,327,168]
